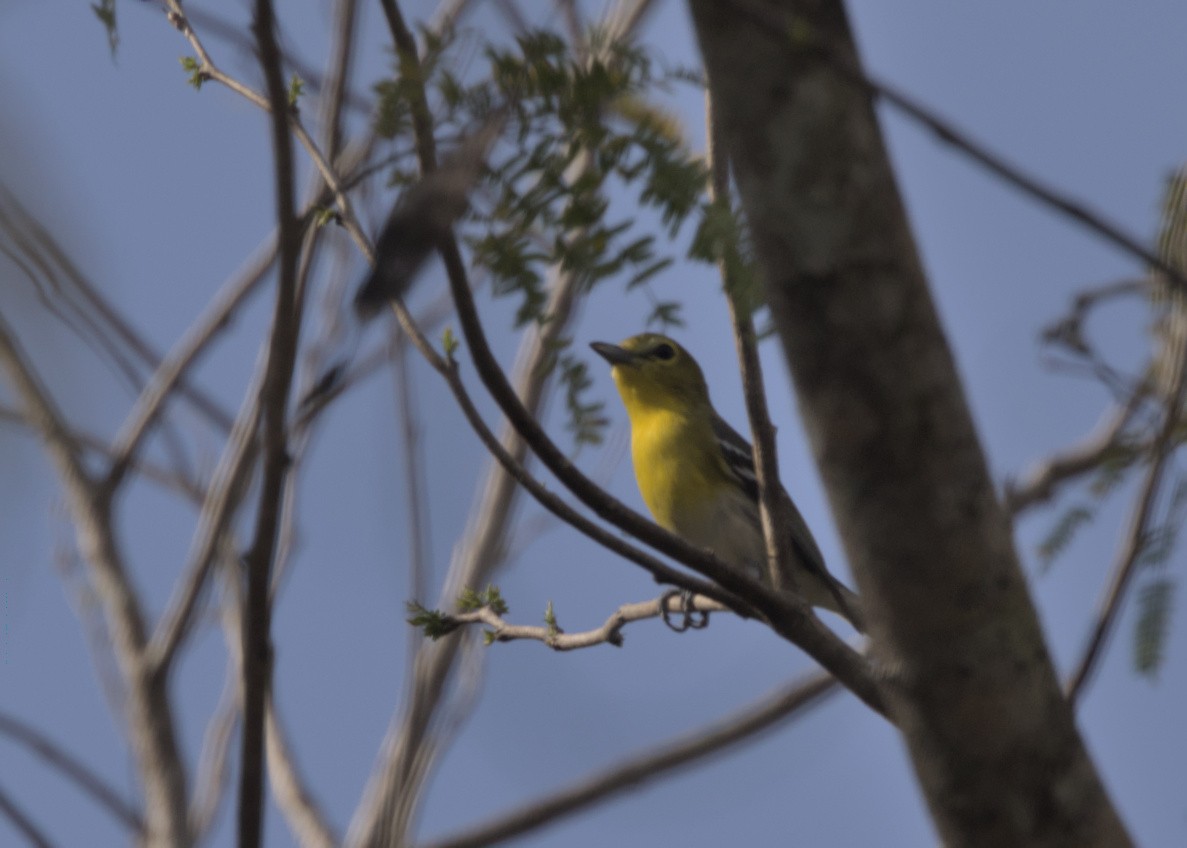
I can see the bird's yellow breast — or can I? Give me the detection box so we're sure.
[628,405,724,537]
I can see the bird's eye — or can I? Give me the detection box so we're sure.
[652,343,676,361]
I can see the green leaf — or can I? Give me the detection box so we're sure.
[544,600,559,638]
[457,585,507,615]
[1036,504,1094,569]
[1134,578,1175,677]
[288,74,304,108]
[180,56,205,91]
[442,326,459,359]
[647,301,684,330]
[406,602,458,640]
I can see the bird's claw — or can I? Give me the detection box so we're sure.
[660,589,710,633]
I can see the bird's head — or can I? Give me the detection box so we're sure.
[590,333,709,413]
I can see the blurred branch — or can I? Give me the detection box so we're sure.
[146,359,264,675]
[0,185,234,434]
[0,404,206,502]
[0,711,143,834]
[1004,400,1142,517]
[265,694,337,848]
[105,233,277,491]
[1065,363,1186,705]
[188,659,239,841]
[419,669,838,848]
[216,529,338,848]
[0,786,55,848]
[0,314,189,845]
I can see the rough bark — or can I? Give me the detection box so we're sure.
[687,1,1133,845]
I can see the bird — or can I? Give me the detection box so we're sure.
[353,109,507,319]
[590,332,864,631]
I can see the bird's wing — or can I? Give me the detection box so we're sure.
[709,413,830,580]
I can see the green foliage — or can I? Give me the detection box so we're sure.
[457,585,508,615]
[442,326,460,360]
[689,197,763,317]
[288,74,304,108]
[646,300,684,330]
[312,206,340,229]
[372,26,449,140]
[1036,505,1094,571]
[369,30,713,448]
[538,338,608,447]
[406,601,458,640]
[1134,578,1175,677]
[544,600,559,639]
[92,0,119,58]
[180,56,205,91]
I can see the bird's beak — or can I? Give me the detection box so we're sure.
[590,341,639,367]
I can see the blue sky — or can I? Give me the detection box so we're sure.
[2,1,1186,846]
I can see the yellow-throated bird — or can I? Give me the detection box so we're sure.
[591,333,863,631]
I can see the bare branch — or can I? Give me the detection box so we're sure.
[146,362,264,674]
[0,310,188,846]
[106,233,277,490]
[266,695,337,848]
[419,669,838,848]
[427,594,729,650]
[0,183,235,434]
[188,662,239,841]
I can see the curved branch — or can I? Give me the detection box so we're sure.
[420,669,838,848]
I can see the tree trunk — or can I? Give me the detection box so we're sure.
[687,1,1132,845]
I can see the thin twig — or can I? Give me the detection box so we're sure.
[161,2,376,266]
[183,6,373,115]
[436,594,728,650]
[0,316,189,846]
